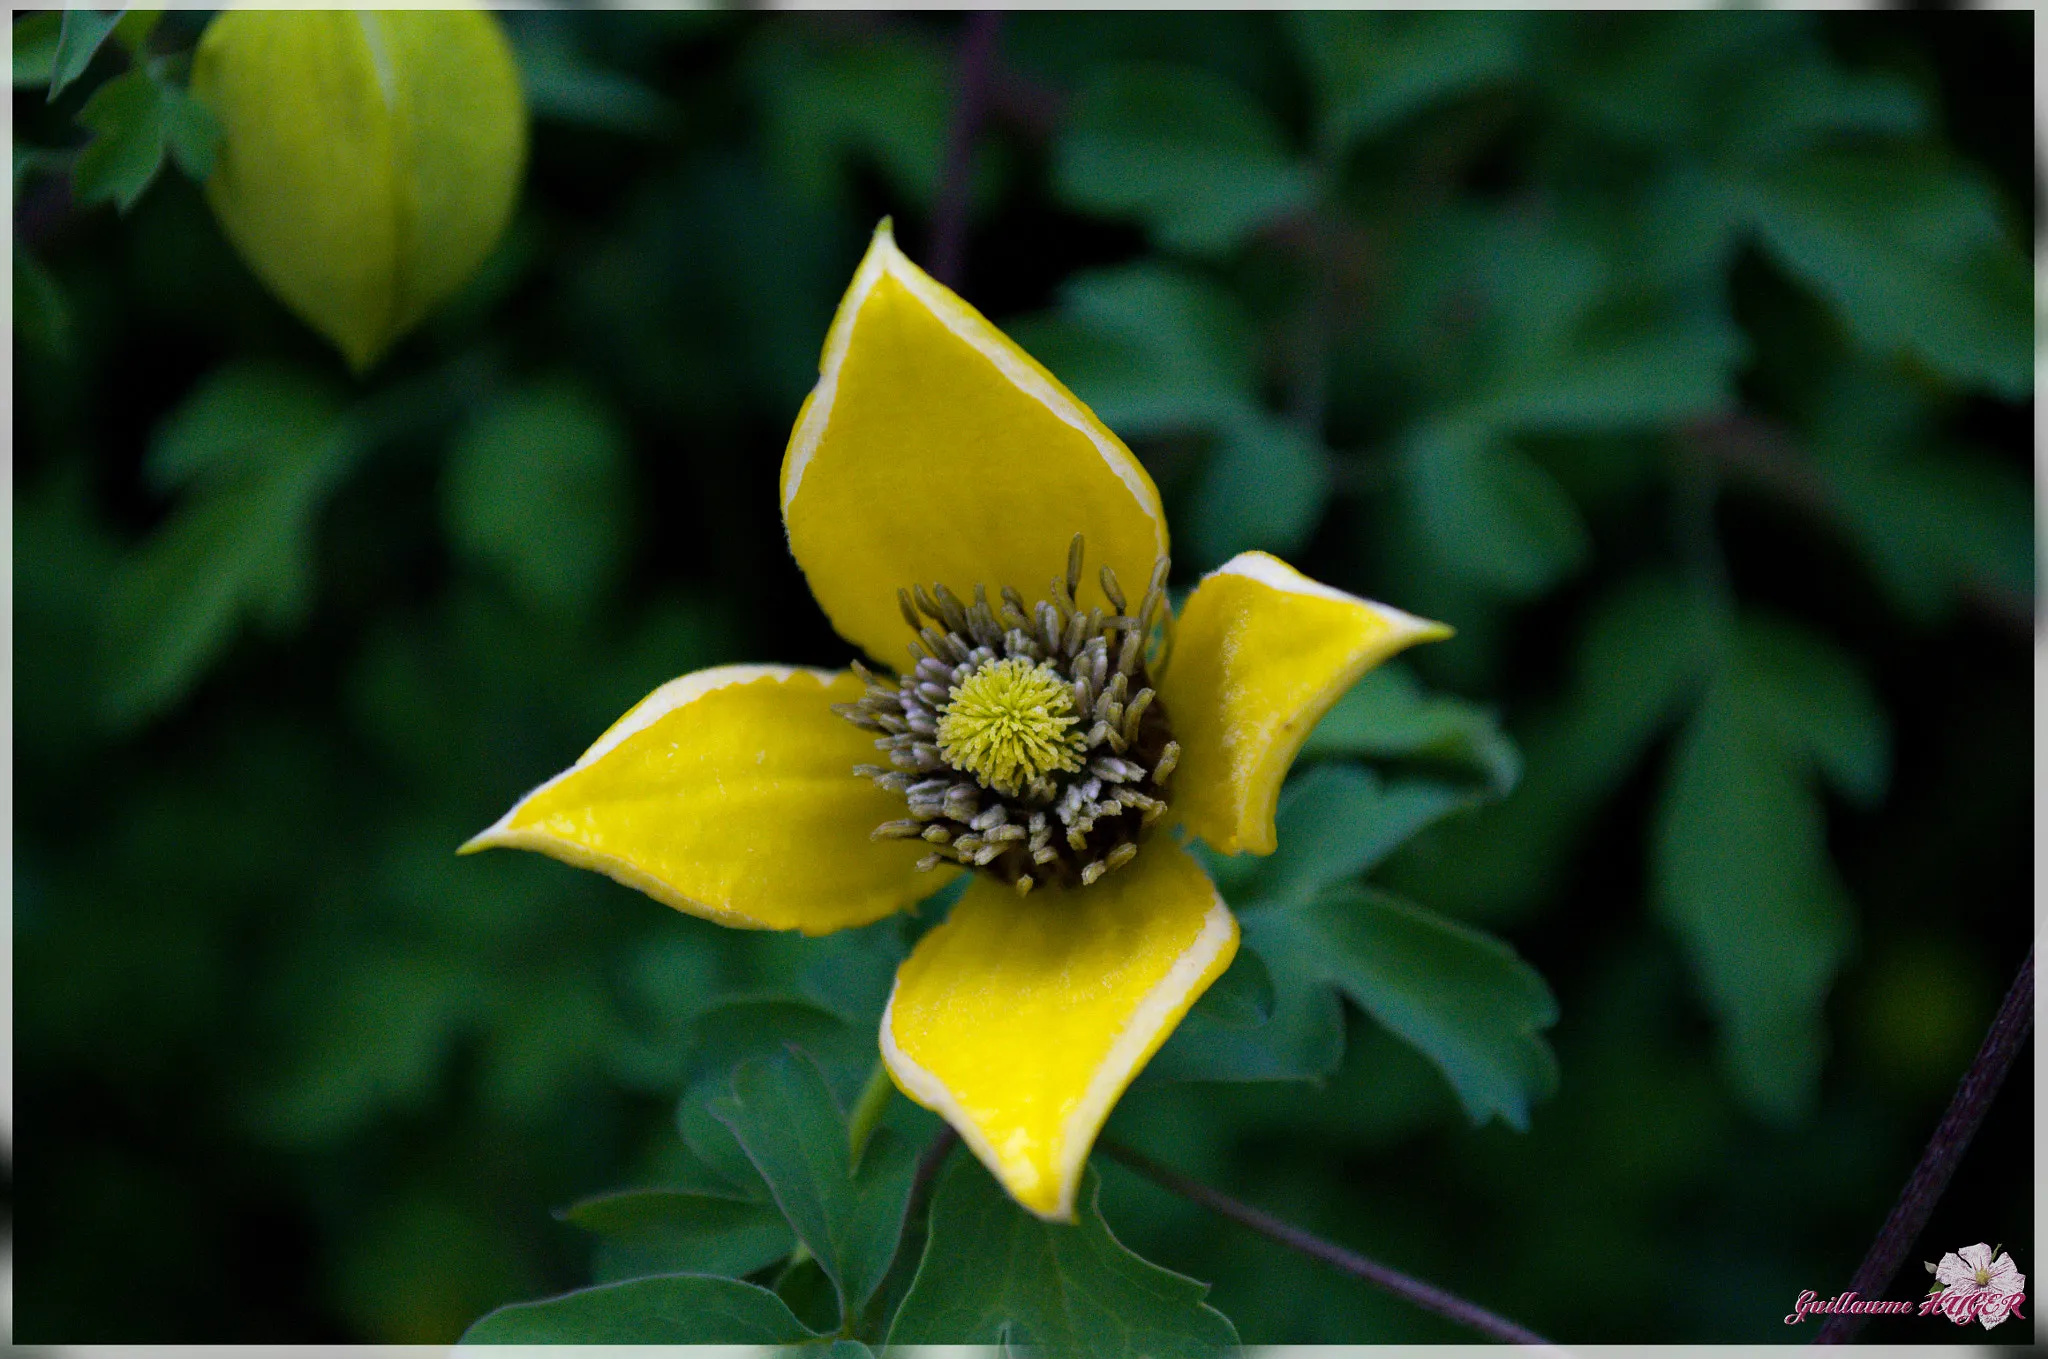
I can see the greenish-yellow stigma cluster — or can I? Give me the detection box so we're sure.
[935,656,1087,796]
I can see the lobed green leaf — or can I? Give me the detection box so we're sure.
[1302,663,1521,798]
[1055,61,1311,255]
[710,1048,920,1318]
[1294,886,1559,1130]
[460,1273,817,1344]
[49,8,124,100]
[561,1187,795,1284]
[444,381,633,617]
[888,1158,1241,1355]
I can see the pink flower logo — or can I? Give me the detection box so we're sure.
[1926,1244,2026,1330]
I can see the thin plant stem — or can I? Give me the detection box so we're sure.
[927,11,1002,289]
[1814,947,2034,1344]
[848,1058,896,1164]
[1100,1140,1551,1346]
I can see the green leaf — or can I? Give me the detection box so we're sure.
[770,1252,841,1334]
[711,1049,919,1317]
[561,1188,795,1283]
[72,68,169,212]
[1652,653,1856,1121]
[1478,305,1747,433]
[1809,370,2035,624]
[460,1274,818,1344]
[679,1084,775,1202]
[1723,56,1926,162]
[244,951,474,1145]
[1182,944,1274,1028]
[103,364,351,728]
[14,247,72,358]
[1241,763,1476,912]
[1185,412,1331,569]
[1008,263,1259,437]
[1741,150,2031,397]
[445,382,632,616]
[1401,421,1589,597]
[515,25,674,136]
[49,9,123,100]
[146,363,341,491]
[1380,574,1717,921]
[795,916,909,1028]
[13,13,63,88]
[1143,909,1345,1084]
[1055,62,1311,255]
[1735,616,1889,808]
[683,997,871,1102]
[109,9,159,55]
[750,31,950,208]
[159,83,221,180]
[1828,441,2036,625]
[1302,663,1521,798]
[1299,886,1558,1130]
[887,1158,1241,1354]
[671,996,870,1202]
[1289,12,1524,148]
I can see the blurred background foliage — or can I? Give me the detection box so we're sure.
[13,8,2034,1343]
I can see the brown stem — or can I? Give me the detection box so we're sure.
[927,11,1002,290]
[1100,1140,1550,1345]
[1814,947,2033,1343]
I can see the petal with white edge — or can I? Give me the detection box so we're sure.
[782,221,1167,669]
[1160,551,1454,856]
[462,665,950,934]
[880,838,1237,1221]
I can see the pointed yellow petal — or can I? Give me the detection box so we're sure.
[782,222,1168,668]
[880,840,1236,1221]
[462,665,951,935]
[1160,552,1453,856]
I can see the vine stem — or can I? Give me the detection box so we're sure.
[927,10,1002,290]
[1814,946,2034,1344]
[847,1058,896,1163]
[1099,1140,1551,1346]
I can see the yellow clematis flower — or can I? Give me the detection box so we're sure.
[462,221,1450,1222]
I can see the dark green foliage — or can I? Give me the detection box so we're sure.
[47,9,124,99]
[15,8,2030,1348]
[462,1274,818,1344]
[710,1050,920,1316]
[70,55,219,213]
[889,1159,1241,1355]
[562,1188,795,1283]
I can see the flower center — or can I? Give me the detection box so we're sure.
[935,656,1085,795]
[833,534,1180,895]
[1975,1267,1991,1287]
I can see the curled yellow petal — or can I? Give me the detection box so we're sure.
[1160,552,1452,856]
[782,221,1167,668]
[880,839,1237,1221]
[462,665,948,935]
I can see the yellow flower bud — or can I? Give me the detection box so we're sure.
[190,10,527,372]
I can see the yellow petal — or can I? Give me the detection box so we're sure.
[1160,552,1452,856]
[880,839,1237,1221]
[781,222,1167,668]
[461,665,950,935]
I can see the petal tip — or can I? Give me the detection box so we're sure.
[456,806,522,856]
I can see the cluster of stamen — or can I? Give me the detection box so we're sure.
[833,535,1179,895]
